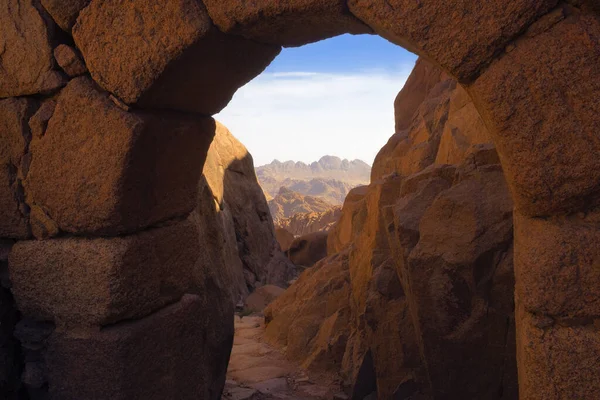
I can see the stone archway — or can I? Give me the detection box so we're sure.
[1,0,599,399]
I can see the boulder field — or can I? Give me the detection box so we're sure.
[0,0,599,399]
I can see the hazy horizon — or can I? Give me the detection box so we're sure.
[254,155,373,169]
[216,34,418,167]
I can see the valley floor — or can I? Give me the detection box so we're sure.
[224,315,344,400]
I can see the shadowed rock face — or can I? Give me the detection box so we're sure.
[202,0,371,47]
[0,0,598,398]
[196,122,295,303]
[286,231,329,268]
[0,0,66,98]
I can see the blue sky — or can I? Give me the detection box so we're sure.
[216,33,418,167]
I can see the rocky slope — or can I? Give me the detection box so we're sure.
[277,207,342,237]
[195,122,295,303]
[264,58,517,399]
[256,156,371,205]
[268,187,337,224]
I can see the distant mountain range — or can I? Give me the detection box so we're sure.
[256,156,371,205]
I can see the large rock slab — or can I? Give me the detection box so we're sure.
[406,162,516,398]
[393,58,447,132]
[516,304,600,400]
[197,122,295,301]
[514,210,600,398]
[202,0,370,47]
[265,250,352,372]
[468,12,600,216]
[348,0,557,82]
[73,0,280,115]
[327,185,368,254]
[25,77,215,236]
[435,85,491,165]
[41,0,91,31]
[515,212,600,320]
[0,98,35,238]
[9,218,199,328]
[45,294,233,400]
[0,0,66,97]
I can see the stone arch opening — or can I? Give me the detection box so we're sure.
[1,0,599,399]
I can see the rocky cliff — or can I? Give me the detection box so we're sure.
[195,122,295,304]
[265,59,517,399]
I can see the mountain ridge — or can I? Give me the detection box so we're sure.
[256,155,371,205]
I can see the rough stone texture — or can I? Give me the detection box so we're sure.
[9,218,199,329]
[373,58,493,182]
[516,304,600,400]
[393,58,447,132]
[53,44,87,77]
[194,177,248,305]
[73,0,281,114]
[28,98,56,139]
[28,204,59,239]
[435,85,491,165]
[514,211,600,399]
[327,185,369,254]
[45,294,233,400]
[25,77,215,236]
[0,98,34,239]
[371,71,454,181]
[265,250,352,373]
[405,159,516,398]
[570,0,600,14]
[468,12,600,217]
[198,122,295,301]
[0,0,66,97]
[515,213,600,320]
[287,231,329,268]
[41,0,91,31]
[202,0,370,47]
[348,0,558,82]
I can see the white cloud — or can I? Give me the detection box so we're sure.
[215,66,414,167]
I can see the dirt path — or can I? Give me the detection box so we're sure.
[223,315,345,400]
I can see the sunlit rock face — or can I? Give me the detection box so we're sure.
[266,59,518,399]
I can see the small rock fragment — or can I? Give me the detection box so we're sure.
[54,44,87,77]
[29,99,57,139]
[29,205,60,240]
